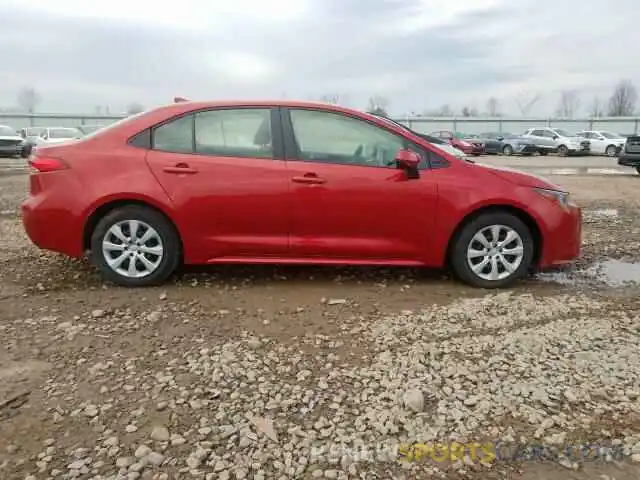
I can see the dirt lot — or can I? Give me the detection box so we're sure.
[0,173,639,480]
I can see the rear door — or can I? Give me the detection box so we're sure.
[145,107,290,262]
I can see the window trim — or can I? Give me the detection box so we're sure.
[128,106,284,160]
[280,106,444,170]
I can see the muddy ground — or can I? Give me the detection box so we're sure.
[0,173,639,480]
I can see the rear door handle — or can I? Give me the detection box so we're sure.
[292,174,326,184]
[163,163,198,174]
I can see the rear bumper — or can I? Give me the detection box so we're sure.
[20,175,85,258]
[538,204,582,268]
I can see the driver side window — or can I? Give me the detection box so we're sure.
[289,109,404,168]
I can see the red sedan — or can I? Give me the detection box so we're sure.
[21,100,581,288]
[430,130,485,156]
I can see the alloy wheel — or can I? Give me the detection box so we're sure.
[101,220,164,278]
[466,224,524,281]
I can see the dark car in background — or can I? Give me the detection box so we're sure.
[617,135,640,174]
[479,132,538,156]
[0,125,24,157]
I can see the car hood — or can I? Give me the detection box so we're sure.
[474,163,562,190]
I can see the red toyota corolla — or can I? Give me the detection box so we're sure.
[21,100,581,288]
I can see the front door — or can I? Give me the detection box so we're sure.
[282,107,438,262]
[145,107,290,263]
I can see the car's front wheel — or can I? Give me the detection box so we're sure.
[557,145,569,156]
[450,212,534,288]
[502,145,513,156]
[90,206,181,287]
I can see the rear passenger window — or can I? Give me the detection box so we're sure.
[152,115,194,153]
[194,109,273,158]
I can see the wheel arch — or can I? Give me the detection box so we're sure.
[82,198,183,256]
[445,204,543,268]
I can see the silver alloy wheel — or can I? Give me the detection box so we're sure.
[101,220,164,278]
[605,145,616,157]
[466,224,524,281]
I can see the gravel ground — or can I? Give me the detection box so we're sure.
[0,173,639,480]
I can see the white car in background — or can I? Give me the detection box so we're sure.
[575,130,626,157]
[35,127,82,146]
[522,127,591,156]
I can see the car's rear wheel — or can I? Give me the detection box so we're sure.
[90,206,180,287]
[450,212,534,288]
[636,166,640,175]
[557,145,568,156]
[502,145,513,156]
[605,145,617,157]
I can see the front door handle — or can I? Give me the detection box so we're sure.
[292,173,326,184]
[163,162,198,174]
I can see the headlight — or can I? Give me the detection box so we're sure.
[533,187,570,208]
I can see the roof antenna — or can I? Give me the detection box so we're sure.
[173,96,189,103]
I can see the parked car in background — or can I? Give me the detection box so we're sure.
[617,135,640,174]
[575,131,625,157]
[21,99,581,290]
[429,130,484,156]
[522,127,590,156]
[0,125,24,157]
[478,132,538,156]
[19,127,47,157]
[34,127,82,147]
[77,125,106,135]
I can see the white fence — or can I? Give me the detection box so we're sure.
[0,113,639,135]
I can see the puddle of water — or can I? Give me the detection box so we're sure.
[536,271,578,286]
[584,259,640,287]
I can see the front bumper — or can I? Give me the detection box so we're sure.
[618,153,640,167]
[539,204,582,268]
[0,144,23,157]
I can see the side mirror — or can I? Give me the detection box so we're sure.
[497,136,504,141]
[395,149,421,169]
[552,135,559,140]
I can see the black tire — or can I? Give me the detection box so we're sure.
[636,166,640,175]
[90,205,180,287]
[449,212,535,289]
[557,145,568,156]
[605,145,617,157]
[502,145,513,156]
[538,150,548,156]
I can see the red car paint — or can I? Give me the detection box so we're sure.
[21,100,580,272]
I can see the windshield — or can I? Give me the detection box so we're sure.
[49,128,80,138]
[0,126,17,136]
[82,110,152,140]
[600,131,621,139]
[552,128,574,137]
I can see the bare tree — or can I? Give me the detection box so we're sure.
[366,95,390,116]
[126,102,145,115]
[427,104,454,116]
[589,96,605,118]
[319,93,343,105]
[555,90,581,118]
[608,80,637,116]
[513,92,540,116]
[486,97,500,116]
[461,106,478,117]
[17,87,41,114]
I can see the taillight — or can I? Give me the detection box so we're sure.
[29,155,68,173]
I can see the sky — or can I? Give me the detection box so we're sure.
[0,0,638,116]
